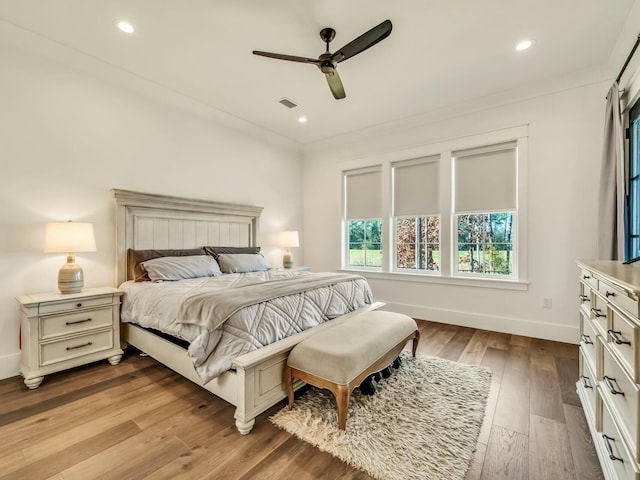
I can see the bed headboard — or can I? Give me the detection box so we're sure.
[112,189,263,286]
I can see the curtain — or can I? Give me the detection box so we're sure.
[597,82,625,260]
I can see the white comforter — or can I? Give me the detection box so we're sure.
[120,270,373,383]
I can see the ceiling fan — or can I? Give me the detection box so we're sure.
[252,19,392,100]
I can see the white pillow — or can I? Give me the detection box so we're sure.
[217,253,270,273]
[141,255,221,281]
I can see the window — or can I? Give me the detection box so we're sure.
[453,143,517,278]
[392,157,440,272]
[341,125,527,286]
[343,166,382,269]
[627,100,640,261]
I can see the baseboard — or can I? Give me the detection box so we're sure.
[0,351,21,381]
[380,301,579,344]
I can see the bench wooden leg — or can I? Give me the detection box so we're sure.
[285,366,295,410]
[335,384,351,430]
[412,330,420,357]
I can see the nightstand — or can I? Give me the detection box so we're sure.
[16,287,124,389]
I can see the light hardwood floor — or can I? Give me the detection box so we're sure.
[0,320,603,480]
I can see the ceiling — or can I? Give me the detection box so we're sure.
[0,0,638,145]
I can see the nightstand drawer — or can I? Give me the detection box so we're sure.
[40,307,113,340]
[38,295,114,315]
[39,329,114,367]
[602,343,640,461]
[608,305,640,382]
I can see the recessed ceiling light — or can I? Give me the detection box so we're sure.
[515,39,534,51]
[298,116,308,124]
[117,21,135,34]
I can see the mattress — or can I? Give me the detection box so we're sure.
[120,269,373,383]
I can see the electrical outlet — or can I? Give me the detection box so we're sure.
[543,297,552,309]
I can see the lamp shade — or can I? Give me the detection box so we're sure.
[44,222,96,253]
[278,230,299,248]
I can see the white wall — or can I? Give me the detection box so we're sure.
[0,42,303,379]
[303,80,611,343]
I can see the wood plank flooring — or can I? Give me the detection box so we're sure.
[0,320,603,480]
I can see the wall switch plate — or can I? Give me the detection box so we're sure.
[543,297,552,309]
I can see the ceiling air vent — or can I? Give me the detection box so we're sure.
[278,97,298,109]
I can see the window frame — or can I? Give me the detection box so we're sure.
[340,125,528,289]
[626,99,640,262]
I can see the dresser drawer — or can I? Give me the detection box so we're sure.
[580,310,599,372]
[39,329,114,367]
[600,396,640,480]
[579,348,598,421]
[38,295,115,315]
[608,305,640,383]
[592,291,610,336]
[581,269,599,290]
[599,280,640,319]
[602,343,640,462]
[40,307,113,340]
[579,280,593,315]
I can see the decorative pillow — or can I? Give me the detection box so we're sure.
[127,248,206,282]
[141,255,221,282]
[216,253,269,273]
[204,246,261,259]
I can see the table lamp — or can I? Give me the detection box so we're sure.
[279,230,299,269]
[44,221,96,294]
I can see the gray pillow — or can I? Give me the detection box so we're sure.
[217,253,270,273]
[141,255,221,281]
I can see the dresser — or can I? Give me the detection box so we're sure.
[577,260,640,480]
[17,287,124,389]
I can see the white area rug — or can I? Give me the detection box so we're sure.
[270,353,491,480]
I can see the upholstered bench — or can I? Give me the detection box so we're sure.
[284,311,420,430]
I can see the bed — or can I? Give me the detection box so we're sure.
[112,189,381,434]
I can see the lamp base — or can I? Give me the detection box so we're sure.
[283,249,294,269]
[58,255,84,294]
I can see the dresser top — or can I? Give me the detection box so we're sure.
[577,260,640,296]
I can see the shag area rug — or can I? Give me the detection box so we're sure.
[270,353,491,480]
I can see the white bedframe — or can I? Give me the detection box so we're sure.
[112,189,381,434]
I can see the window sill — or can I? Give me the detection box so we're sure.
[339,268,529,291]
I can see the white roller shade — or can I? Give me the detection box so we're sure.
[393,158,439,216]
[345,167,382,219]
[454,143,516,213]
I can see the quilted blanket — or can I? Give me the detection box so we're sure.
[120,270,373,383]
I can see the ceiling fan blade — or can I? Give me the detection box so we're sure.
[325,70,346,99]
[252,51,319,64]
[331,19,392,63]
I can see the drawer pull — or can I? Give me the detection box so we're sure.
[66,341,93,351]
[590,308,606,318]
[583,274,591,279]
[606,291,616,298]
[603,376,625,396]
[579,294,590,303]
[603,434,624,462]
[581,334,594,345]
[76,303,83,308]
[607,329,631,346]
[580,375,593,389]
[65,318,92,326]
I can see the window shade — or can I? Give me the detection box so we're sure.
[393,158,439,216]
[454,144,516,213]
[345,167,382,219]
